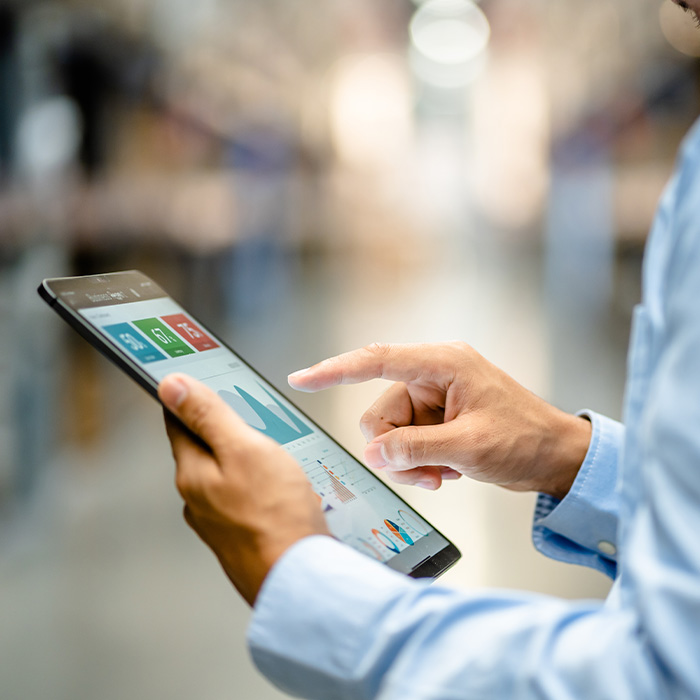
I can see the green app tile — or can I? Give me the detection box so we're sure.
[133,317,196,358]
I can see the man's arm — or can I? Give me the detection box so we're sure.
[157,349,635,699]
[249,125,700,699]
[156,369,645,700]
[249,536,660,700]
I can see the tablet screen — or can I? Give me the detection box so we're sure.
[44,272,459,577]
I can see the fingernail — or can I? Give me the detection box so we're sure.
[364,441,387,469]
[288,368,310,382]
[441,471,462,481]
[416,480,438,490]
[160,375,189,409]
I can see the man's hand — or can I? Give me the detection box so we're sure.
[159,373,329,606]
[289,342,591,499]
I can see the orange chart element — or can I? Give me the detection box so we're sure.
[358,541,384,561]
[384,519,414,546]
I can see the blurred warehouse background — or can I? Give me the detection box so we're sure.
[1,0,699,698]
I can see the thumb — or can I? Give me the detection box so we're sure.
[369,422,468,472]
[159,373,260,456]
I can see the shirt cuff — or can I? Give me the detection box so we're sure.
[532,411,623,579]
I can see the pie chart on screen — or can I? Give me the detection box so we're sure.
[357,540,384,561]
[398,509,428,537]
[372,528,400,553]
[384,519,414,546]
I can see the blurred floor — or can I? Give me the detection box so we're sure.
[0,228,625,700]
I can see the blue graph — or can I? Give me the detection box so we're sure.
[219,382,313,445]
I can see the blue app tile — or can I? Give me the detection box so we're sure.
[104,322,167,363]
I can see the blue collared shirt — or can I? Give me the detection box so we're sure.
[247,118,700,699]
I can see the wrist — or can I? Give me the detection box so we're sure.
[539,411,592,500]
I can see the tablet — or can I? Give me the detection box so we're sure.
[39,270,461,578]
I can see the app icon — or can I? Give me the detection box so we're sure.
[132,318,196,358]
[161,314,219,352]
[103,323,167,363]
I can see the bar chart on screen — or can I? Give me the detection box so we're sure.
[305,458,360,509]
[316,451,369,491]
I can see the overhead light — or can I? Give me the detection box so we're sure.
[409,0,490,88]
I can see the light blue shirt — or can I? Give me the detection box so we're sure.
[247,118,700,699]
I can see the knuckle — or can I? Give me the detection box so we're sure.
[447,340,473,362]
[444,341,477,380]
[359,407,380,434]
[182,505,196,529]
[366,342,391,359]
[175,470,197,500]
[396,427,427,467]
[450,340,471,353]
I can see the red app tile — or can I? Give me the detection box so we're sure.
[161,314,219,351]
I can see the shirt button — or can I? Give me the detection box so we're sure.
[598,540,617,557]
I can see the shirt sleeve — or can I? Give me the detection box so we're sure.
[247,536,661,700]
[532,411,624,579]
[246,124,700,700]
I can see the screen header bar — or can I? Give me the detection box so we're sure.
[43,271,168,310]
